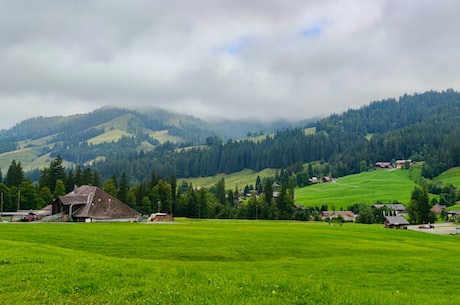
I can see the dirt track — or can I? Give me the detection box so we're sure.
[407,223,459,235]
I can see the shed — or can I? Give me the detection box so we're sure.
[384,216,409,229]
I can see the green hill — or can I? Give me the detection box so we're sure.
[185,168,278,189]
[294,168,421,210]
[433,167,460,188]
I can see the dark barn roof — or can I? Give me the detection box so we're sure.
[385,216,409,226]
[59,186,140,221]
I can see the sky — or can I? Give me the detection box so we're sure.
[1,0,460,129]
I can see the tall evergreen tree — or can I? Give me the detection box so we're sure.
[407,187,435,224]
[5,160,24,188]
[118,171,129,204]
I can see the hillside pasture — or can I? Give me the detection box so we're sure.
[186,168,278,189]
[88,129,131,145]
[434,167,460,188]
[295,169,419,210]
[149,130,183,144]
[0,220,458,304]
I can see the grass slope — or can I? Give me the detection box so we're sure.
[434,167,460,188]
[185,168,278,189]
[295,169,420,210]
[88,129,131,145]
[0,221,458,304]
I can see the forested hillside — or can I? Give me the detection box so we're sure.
[93,90,460,182]
[0,107,295,173]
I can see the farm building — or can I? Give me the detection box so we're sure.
[374,162,392,169]
[384,216,409,229]
[372,203,407,216]
[148,212,174,222]
[430,204,447,215]
[52,185,141,222]
[321,211,356,222]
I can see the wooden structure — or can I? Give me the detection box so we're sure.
[384,216,409,229]
[53,185,140,222]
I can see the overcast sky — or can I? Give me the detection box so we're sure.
[1,0,459,129]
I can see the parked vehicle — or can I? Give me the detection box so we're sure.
[418,224,434,229]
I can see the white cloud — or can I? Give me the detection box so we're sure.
[1,0,459,129]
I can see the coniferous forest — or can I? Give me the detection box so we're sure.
[92,90,460,181]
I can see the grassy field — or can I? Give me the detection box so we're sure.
[185,168,278,189]
[0,220,458,304]
[294,169,420,210]
[434,167,460,188]
[88,129,132,145]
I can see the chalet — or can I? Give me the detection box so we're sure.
[430,204,447,215]
[447,210,460,222]
[372,203,407,216]
[384,216,409,229]
[395,160,413,169]
[52,185,141,222]
[321,211,356,222]
[374,162,392,169]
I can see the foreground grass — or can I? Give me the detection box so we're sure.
[0,220,459,304]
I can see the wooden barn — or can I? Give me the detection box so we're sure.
[53,185,141,222]
[384,216,409,229]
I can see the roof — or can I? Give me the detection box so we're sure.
[322,211,355,217]
[372,204,406,211]
[62,186,140,220]
[385,216,409,225]
[430,204,447,214]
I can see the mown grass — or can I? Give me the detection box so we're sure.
[434,167,460,188]
[88,129,131,145]
[186,168,278,189]
[149,130,183,144]
[0,220,458,304]
[294,169,423,210]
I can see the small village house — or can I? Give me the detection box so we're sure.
[384,216,410,229]
[430,204,446,215]
[321,211,356,222]
[372,203,407,216]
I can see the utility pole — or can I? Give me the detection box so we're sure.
[17,190,20,211]
[0,192,3,221]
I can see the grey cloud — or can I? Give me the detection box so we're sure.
[1,0,460,129]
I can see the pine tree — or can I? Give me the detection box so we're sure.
[5,160,24,188]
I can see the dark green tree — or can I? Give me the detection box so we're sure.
[216,178,226,205]
[5,160,24,188]
[407,187,435,224]
[54,179,66,198]
[118,171,129,204]
[39,156,66,192]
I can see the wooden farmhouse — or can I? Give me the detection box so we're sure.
[52,185,141,222]
[384,216,410,229]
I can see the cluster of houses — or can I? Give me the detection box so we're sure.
[374,160,413,169]
[308,176,336,184]
[315,202,460,229]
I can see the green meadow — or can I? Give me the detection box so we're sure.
[434,167,460,188]
[295,169,421,210]
[186,168,278,189]
[0,220,459,304]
